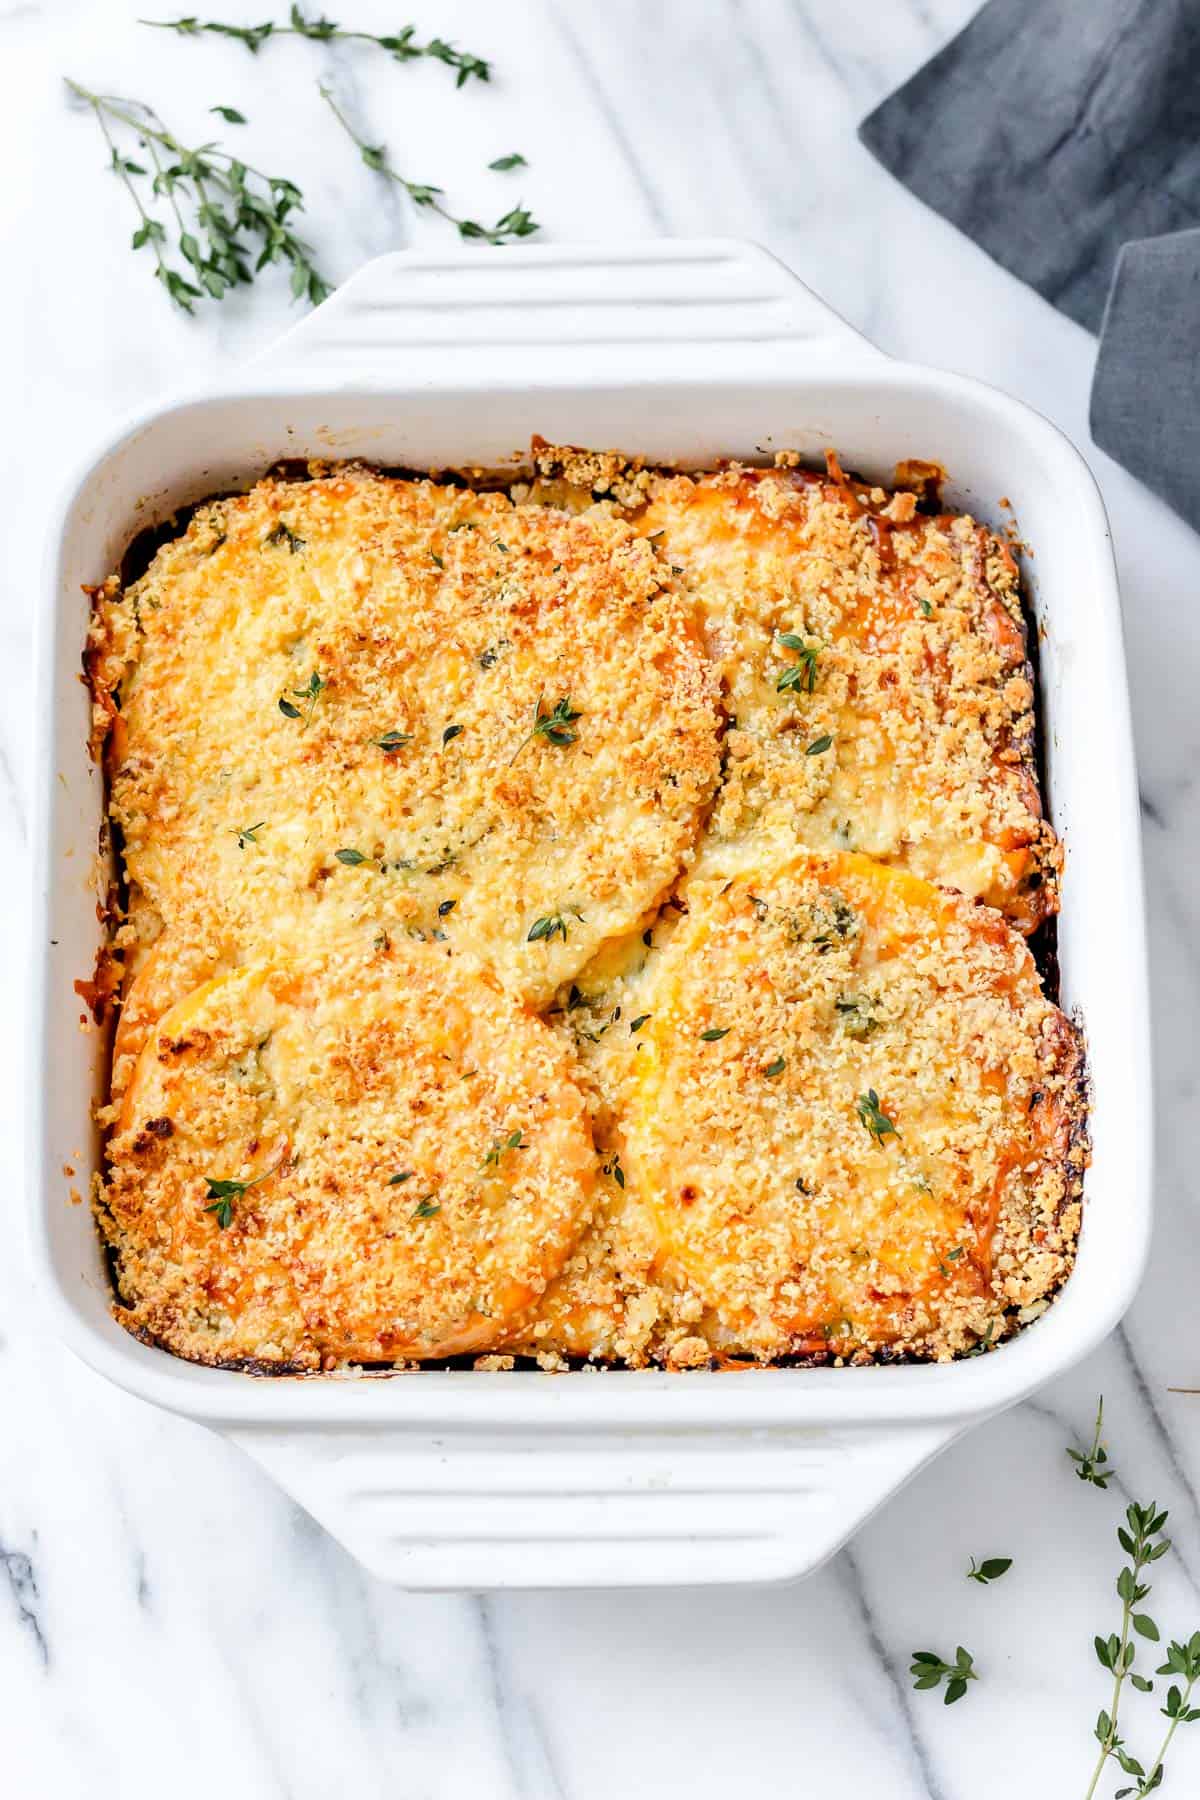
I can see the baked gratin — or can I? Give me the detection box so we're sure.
[85,451,1086,1372]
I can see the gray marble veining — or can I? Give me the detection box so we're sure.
[5,1,1200,1793]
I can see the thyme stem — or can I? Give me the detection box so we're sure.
[142,9,492,85]
[1084,1500,1171,1799]
[88,100,173,291]
[318,84,538,245]
[1139,1679,1195,1794]
[66,77,330,311]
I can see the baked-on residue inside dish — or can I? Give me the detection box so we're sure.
[85,449,1086,1371]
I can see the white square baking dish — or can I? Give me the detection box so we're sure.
[30,239,1151,1589]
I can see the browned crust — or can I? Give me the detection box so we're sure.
[84,451,1088,1373]
[530,444,1061,933]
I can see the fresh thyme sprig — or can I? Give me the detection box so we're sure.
[966,1556,1012,1585]
[265,520,305,553]
[1067,1398,1200,1794]
[775,633,821,694]
[482,1129,526,1169]
[527,910,579,944]
[856,1088,898,1146]
[1128,1636,1200,1796]
[909,1646,978,1705]
[509,694,582,764]
[369,728,412,754]
[66,79,330,311]
[319,84,539,244]
[1086,1500,1172,1799]
[203,1157,282,1227]
[1070,1396,1116,1489]
[144,6,491,85]
[278,669,324,728]
[908,1401,1200,1791]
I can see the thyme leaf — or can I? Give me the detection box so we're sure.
[527,910,578,944]
[909,1646,978,1706]
[483,1129,526,1169]
[66,78,330,311]
[856,1088,898,1146]
[278,668,324,728]
[1086,1499,1174,1798]
[319,85,539,245]
[143,8,491,83]
[202,1156,281,1226]
[510,693,582,763]
[370,729,412,754]
[775,634,821,694]
[265,520,304,553]
[1069,1396,1115,1489]
[966,1556,1012,1585]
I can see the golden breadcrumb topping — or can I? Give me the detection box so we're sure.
[102,933,596,1367]
[88,467,722,1010]
[86,451,1084,1371]
[619,853,1080,1361]
[529,447,1058,932]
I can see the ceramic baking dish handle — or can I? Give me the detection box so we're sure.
[231,1416,959,1588]
[242,237,884,388]
[224,239,917,1590]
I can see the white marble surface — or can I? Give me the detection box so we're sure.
[5,1,1200,1793]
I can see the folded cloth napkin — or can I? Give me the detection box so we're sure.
[858,0,1200,531]
[1091,228,1200,529]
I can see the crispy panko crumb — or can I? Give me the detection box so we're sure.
[532,446,1059,932]
[88,465,722,1012]
[100,933,597,1366]
[87,450,1085,1372]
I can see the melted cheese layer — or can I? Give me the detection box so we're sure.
[615,851,1082,1361]
[88,452,1084,1370]
[531,451,1058,932]
[91,467,722,1009]
[102,933,597,1366]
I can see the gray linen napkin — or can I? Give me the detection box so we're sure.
[858,0,1200,530]
[1092,228,1200,526]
